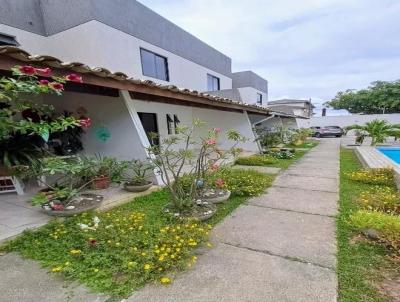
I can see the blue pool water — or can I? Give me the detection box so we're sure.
[378,147,400,164]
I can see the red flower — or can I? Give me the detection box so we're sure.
[88,239,97,246]
[19,65,36,75]
[215,178,225,188]
[204,138,216,145]
[78,117,92,128]
[39,79,49,85]
[49,82,64,91]
[51,204,64,211]
[35,67,52,77]
[66,73,83,83]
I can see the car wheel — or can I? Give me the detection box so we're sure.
[315,132,321,138]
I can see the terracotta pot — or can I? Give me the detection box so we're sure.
[123,181,152,192]
[92,176,110,190]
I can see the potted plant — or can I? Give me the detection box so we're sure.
[26,156,103,216]
[123,159,154,192]
[147,121,245,219]
[83,156,128,190]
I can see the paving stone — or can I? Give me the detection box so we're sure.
[0,253,108,302]
[213,205,336,268]
[128,243,337,302]
[249,186,337,216]
[273,174,338,192]
[284,166,339,178]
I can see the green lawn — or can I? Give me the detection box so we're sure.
[269,150,307,169]
[1,170,274,299]
[337,149,392,302]
[284,140,319,149]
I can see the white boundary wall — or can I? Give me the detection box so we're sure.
[298,114,400,128]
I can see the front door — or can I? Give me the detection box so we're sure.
[138,112,159,145]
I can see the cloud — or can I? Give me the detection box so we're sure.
[139,0,400,105]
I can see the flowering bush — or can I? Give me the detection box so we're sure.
[269,150,294,159]
[357,186,400,214]
[346,168,394,185]
[147,120,245,215]
[235,155,277,166]
[2,190,211,297]
[209,168,273,196]
[350,210,400,252]
[0,65,88,169]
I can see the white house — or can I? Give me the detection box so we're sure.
[0,0,268,107]
[0,46,285,184]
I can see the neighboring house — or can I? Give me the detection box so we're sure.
[208,71,268,107]
[267,99,314,119]
[0,0,267,106]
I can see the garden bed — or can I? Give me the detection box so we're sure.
[337,149,399,302]
[235,150,307,170]
[0,168,274,299]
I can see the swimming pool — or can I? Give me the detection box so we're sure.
[377,147,400,164]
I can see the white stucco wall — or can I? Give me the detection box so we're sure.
[0,22,232,92]
[237,87,267,107]
[43,92,148,161]
[130,97,259,152]
[298,114,400,128]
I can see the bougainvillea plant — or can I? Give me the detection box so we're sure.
[0,65,84,142]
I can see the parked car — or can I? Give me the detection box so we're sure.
[311,126,343,138]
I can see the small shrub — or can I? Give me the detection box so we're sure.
[269,150,294,159]
[357,186,400,214]
[210,168,273,196]
[350,210,400,251]
[235,155,277,166]
[346,168,394,185]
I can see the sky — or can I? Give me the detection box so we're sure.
[139,0,400,108]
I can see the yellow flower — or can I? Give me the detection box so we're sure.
[64,261,70,266]
[158,255,165,261]
[115,242,121,247]
[128,261,135,267]
[160,277,171,284]
[69,249,82,255]
[144,263,151,270]
[141,252,147,256]
[51,266,62,272]
[93,268,99,273]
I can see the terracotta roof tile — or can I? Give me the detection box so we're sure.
[0,46,303,118]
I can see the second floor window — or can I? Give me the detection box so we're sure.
[140,48,169,81]
[207,74,220,91]
[257,93,263,105]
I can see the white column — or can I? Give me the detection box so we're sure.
[120,90,163,185]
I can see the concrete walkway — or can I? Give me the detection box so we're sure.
[129,138,339,302]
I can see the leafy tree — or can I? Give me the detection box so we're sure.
[327,80,400,114]
[345,119,400,145]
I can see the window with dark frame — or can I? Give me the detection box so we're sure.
[140,48,169,81]
[173,114,180,134]
[166,114,174,135]
[256,93,263,105]
[207,74,220,91]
